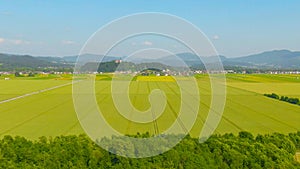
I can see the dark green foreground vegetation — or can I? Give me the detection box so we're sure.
[264,93,300,106]
[1,132,300,168]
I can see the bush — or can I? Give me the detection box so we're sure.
[265,93,300,106]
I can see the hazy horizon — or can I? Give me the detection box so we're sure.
[0,49,299,59]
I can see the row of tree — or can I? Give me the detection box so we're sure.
[0,132,300,168]
[264,93,300,105]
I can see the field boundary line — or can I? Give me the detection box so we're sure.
[154,82,187,134]
[164,82,226,134]
[0,98,71,136]
[0,81,76,105]
[225,85,299,130]
[125,82,140,134]
[68,83,111,135]
[149,82,160,135]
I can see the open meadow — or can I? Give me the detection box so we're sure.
[0,73,299,140]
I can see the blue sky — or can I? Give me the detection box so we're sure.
[0,0,299,57]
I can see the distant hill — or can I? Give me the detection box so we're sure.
[159,50,300,69]
[63,54,121,63]
[36,56,66,64]
[1,50,300,71]
[0,53,62,70]
[80,61,179,73]
[123,52,227,67]
[0,53,120,71]
[227,50,300,68]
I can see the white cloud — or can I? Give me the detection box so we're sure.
[0,38,30,45]
[13,40,22,45]
[0,38,5,43]
[62,40,76,45]
[142,41,153,46]
[10,39,30,45]
[212,35,219,40]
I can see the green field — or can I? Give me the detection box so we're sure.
[0,74,299,139]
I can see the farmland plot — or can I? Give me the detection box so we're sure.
[0,74,299,139]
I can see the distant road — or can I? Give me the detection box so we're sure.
[0,82,74,104]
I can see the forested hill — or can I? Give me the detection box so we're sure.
[0,53,70,71]
[1,49,300,71]
[0,53,56,69]
[172,50,300,69]
[226,50,300,68]
[1,132,300,168]
[81,61,177,73]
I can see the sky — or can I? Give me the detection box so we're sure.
[0,0,300,57]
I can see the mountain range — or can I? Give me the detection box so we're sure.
[0,50,300,70]
[222,50,300,68]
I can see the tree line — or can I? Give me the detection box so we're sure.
[1,131,300,168]
[264,93,300,106]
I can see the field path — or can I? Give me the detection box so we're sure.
[0,82,74,105]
